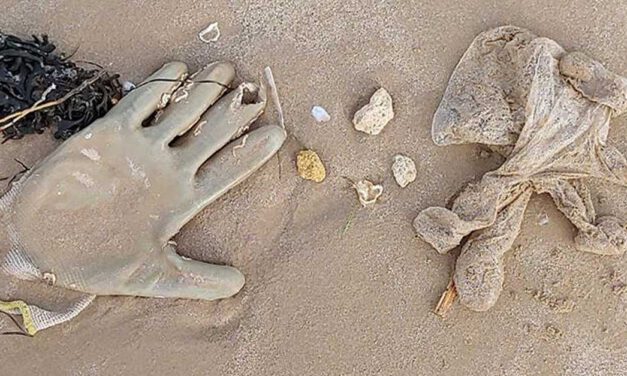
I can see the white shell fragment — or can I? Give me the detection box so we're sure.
[353,179,383,207]
[122,81,136,94]
[392,154,417,187]
[352,88,394,135]
[198,22,221,43]
[311,105,331,122]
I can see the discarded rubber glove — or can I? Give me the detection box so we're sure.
[414,26,627,311]
[0,61,286,335]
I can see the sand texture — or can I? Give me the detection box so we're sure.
[1,1,626,375]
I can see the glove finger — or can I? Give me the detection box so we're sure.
[107,62,188,128]
[147,61,236,145]
[169,125,285,232]
[123,245,245,300]
[173,82,267,173]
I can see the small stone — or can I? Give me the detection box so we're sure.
[296,149,326,183]
[353,179,383,207]
[311,106,331,122]
[352,88,394,135]
[392,154,417,187]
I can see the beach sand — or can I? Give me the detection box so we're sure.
[1,1,626,374]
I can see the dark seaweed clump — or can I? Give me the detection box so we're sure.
[0,32,123,141]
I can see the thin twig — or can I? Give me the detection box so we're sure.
[0,84,56,128]
[1,331,31,337]
[74,60,104,69]
[134,78,232,91]
[0,71,106,130]
[434,277,457,317]
[1,159,30,187]
[61,43,81,61]
[14,158,30,171]
[263,67,286,180]
[263,67,285,130]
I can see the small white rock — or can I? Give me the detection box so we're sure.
[122,81,136,95]
[311,105,331,122]
[538,213,549,226]
[352,88,394,135]
[392,154,417,187]
[353,179,383,207]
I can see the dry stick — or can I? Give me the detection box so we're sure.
[0,71,106,131]
[434,277,458,317]
[263,67,285,179]
[263,67,284,130]
[0,84,56,128]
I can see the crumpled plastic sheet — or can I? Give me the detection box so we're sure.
[414,25,627,311]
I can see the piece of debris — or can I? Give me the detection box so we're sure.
[0,33,122,141]
[42,272,56,286]
[434,278,457,317]
[198,22,220,43]
[158,92,172,109]
[414,26,627,312]
[526,288,576,313]
[543,324,563,341]
[296,149,326,182]
[538,213,549,226]
[352,88,394,135]
[311,105,331,122]
[232,134,249,157]
[80,148,101,161]
[601,270,627,296]
[478,148,492,159]
[122,81,136,95]
[173,88,189,103]
[392,154,417,187]
[352,179,383,207]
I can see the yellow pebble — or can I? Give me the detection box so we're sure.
[296,149,326,183]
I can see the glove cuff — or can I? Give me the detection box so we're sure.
[0,184,19,261]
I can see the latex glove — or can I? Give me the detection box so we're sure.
[0,61,285,301]
[415,26,627,312]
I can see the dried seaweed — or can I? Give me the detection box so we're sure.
[0,32,122,141]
